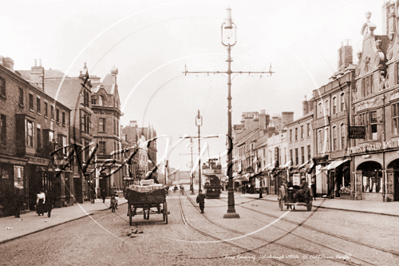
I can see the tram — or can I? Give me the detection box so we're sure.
[202,158,223,199]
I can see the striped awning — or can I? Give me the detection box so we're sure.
[321,159,350,171]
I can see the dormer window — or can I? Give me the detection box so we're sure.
[99,96,103,106]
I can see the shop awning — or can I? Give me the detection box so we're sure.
[281,160,292,169]
[297,159,315,173]
[233,174,249,182]
[262,163,272,171]
[321,159,350,171]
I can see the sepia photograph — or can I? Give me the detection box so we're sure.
[1,0,398,265]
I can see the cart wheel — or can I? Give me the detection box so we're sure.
[307,200,312,211]
[128,204,132,226]
[279,199,284,211]
[164,202,168,224]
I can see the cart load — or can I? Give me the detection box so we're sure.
[126,183,168,225]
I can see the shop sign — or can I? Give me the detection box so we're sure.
[350,140,399,154]
[311,117,330,129]
[28,157,49,166]
[348,126,366,139]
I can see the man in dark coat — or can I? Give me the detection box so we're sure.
[15,189,23,218]
[196,190,206,213]
[101,188,106,203]
[294,179,310,202]
[311,177,316,201]
[45,189,54,218]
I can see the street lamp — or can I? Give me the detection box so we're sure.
[222,8,240,219]
[195,110,203,193]
[184,8,274,218]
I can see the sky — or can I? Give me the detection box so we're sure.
[1,0,385,171]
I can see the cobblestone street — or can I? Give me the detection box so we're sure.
[1,192,398,265]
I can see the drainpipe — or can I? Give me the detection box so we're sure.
[382,92,386,202]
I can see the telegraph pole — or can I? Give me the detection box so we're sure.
[184,8,274,219]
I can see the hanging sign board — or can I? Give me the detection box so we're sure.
[349,126,366,139]
[293,174,301,186]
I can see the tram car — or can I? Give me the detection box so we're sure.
[202,158,222,199]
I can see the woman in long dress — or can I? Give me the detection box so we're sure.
[36,190,45,216]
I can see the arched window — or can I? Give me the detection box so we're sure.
[325,128,329,152]
[340,93,345,112]
[332,126,337,151]
[332,96,337,114]
[318,102,323,118]
[318,129,323,154]
[341,123,346,150]
[324,99,329,116]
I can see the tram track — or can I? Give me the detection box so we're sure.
[187,194,376,265]
[216,197,399,259]
[177,195,293,265]
[181,195,366,266]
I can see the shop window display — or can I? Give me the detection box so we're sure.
[362,170,382,193]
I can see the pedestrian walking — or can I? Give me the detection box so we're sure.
[259,186,263,199]
[114,192,119,209]
[36,190,45,216]
[196,190,206,213]
[110,194,117,212]
[15,189,23,218]
[101,188,106,203]
[311,177,316,201]
[45,189,53,218]
[90,188,95,204]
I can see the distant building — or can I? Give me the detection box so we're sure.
[121,121,157,186]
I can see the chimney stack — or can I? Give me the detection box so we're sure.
[3,57,14,70]
[31,59,44,91]
[303,95,309,116]
[281,112,294,127]
[337,41,353,70]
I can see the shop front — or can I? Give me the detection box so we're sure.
[387,158,399,201]
[0,156,28,217]
[321,159,351,199]
[354,161,383,201]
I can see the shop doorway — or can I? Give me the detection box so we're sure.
[387,159,399,201]
[74,178,83,203]
[357,161,382,199]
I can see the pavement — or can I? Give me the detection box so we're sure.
[2,191,399,245]
[0,197,127,244]
[238,192,399,217]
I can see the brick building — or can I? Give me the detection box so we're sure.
[311,43,354,198]
[91,66,123,196]
[20,63,95,204]
[0,57,71,216]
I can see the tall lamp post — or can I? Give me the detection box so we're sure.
[195,110,203,193]
[221,8,240,218]
[184,8,274,218]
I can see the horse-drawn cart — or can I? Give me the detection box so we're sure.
[126,188,168,225]
[278,174,312,211]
